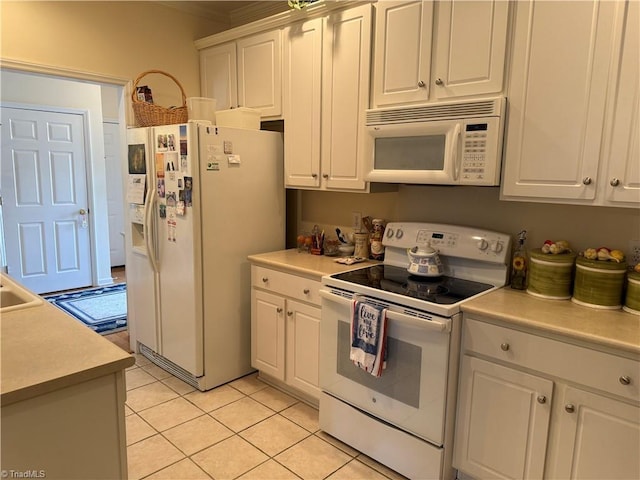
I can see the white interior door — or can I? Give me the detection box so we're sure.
[1,106,92,294]
[103,121,125,267]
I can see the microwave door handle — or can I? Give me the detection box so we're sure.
[451,124,462,181]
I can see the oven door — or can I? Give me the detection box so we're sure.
[319,288,453,446]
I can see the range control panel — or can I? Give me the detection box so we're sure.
[383,222,512,264]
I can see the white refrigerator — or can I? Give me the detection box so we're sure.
[125,123,284,391]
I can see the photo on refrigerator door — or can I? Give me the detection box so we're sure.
[128,144,145,174]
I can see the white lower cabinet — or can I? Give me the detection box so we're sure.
[454,316,640,480]
[251,265,321,401]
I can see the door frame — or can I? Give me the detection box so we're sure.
[1,102,95,290]
[1,59,131,287]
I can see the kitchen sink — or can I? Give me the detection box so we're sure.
[0,274,44,313]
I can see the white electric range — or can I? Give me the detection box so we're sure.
[318,222,511,480]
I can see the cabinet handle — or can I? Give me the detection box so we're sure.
[434,78,444,86]
[565,404,575,413]
[418,80,426,88]
[287,311,293,317]
[537,395,547,404]
[619,375,631,385]
[276,307,283,313]
[500,342,510,351]
[582,177,592,185]
[262,277,268,283]
[303,288,310,294]
[610,178,620,187]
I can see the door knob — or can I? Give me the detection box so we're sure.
[79,208,86,215]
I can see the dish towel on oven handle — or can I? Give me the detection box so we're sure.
[350,299,388,377]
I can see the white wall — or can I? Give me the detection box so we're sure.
[299,186,640,260]
[1,70,113,286]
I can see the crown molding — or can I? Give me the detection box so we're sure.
[194,1,371,49]
[0,58,129,85]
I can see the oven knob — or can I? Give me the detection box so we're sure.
[491,241,504,253]
[395,229,404,239]
[477,239,489,250]
[386,228,394,238]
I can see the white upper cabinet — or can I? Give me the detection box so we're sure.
[371,0,509,107]
[432,0,509,99]
[372,1,434,106]
[601,0,640,206]
[237,30,282,118]
[200,30,282,118]
[501,0,638,207]
[284,5,373,191]
[283,17,323,188]
[199,42,237,112]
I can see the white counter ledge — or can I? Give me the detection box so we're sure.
[247,248,380,279]
[1,278,135,406]
[462,287,640,356]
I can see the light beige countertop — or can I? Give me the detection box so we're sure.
[1,277,135,406]
[248,248,381,279]
[462,288,640,356]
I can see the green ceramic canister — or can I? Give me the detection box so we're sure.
[623,270,640,315]
[571,257,627,309]
[527,249,577,299]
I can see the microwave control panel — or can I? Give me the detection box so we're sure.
[460,117,501,185]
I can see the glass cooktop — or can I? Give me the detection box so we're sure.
[331,265,493,305]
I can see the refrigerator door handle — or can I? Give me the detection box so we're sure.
[144,186,159,273]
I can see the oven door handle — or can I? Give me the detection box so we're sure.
[319,289,450,333]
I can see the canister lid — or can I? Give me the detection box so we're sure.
[576,256,627,271]
[628,270,640,281]
[529,248,577,263]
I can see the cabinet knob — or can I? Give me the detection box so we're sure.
[610,178,620,187]
[537,395,547,404]
[619,375,631,386]
[312,173,318,179]
[303,288,310,294]
[276,307,283,313]
[418,80,426,88]
[287,311,293,317]
[262,277,268,283]
[322,174,329,179]
[435,78,444,86]
[500,342,510,351]
[582,176,592,185]
[565,404,575,413]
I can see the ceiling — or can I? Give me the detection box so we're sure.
[158,1,292,28]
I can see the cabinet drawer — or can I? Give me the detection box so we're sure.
[252,266,321,305]
[463,317,640,403]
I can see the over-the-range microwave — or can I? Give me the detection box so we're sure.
[364,96,506,186]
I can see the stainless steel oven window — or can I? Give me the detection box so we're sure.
[374,135,446,170]
[336,321,421,408]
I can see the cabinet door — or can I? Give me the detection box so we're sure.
[286,300,321,400]
[453,355,553,480]
[548,386,640,480]
[283,18,323,188]
[237,30,282,118]
[322,4,372,191]
[502,1,621,201]
[432,0,509,99]
[372,1,433,107]
[602,0,640,206]
[200,42,237,111]
[251,289,285,380]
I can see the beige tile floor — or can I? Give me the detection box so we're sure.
[125,354,408,480]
